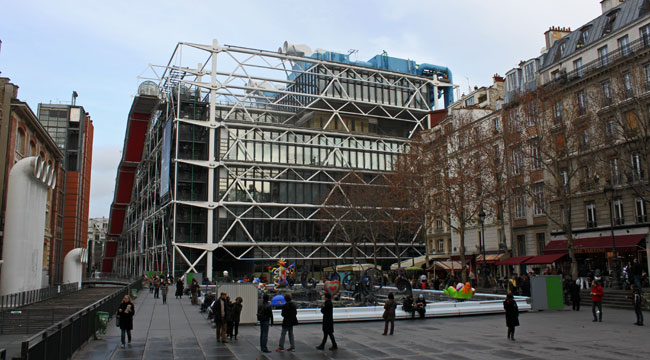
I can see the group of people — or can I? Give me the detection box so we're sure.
[255,292,336,353]
[210,292,244,343]
[148,275,170,304]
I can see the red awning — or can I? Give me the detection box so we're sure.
[544,234,645,253]
[524,253,567,265]
[498,256,533,266]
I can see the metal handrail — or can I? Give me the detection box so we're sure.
[0,283,79,311]
[19,279,142,360]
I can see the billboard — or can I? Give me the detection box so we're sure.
[160,120,172,197]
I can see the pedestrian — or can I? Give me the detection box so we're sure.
[213,292,229,343]
[257,293,273,353]
[148,275,154,293]
[161,280,169,304]
[503,293,519,341]
[276,293,297,352]
[230,297,243,339]
[591,280,604,322]
[402,294,415,319]
[520,275,531,297]
[117,295,135,348]
[316,293,337,350]
[578,265,590,290]
[414,294,426,318]
[632,258,643,290]
[190,278,200,305]
[569,279,581,311]
[175,277,184,299]
[153,276,161,299]
[382,292,396,335]
[630,284,644,326]
[507,275,518,295]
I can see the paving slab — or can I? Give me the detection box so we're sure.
[74,289,650,359]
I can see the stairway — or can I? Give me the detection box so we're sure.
[578,288,641,310]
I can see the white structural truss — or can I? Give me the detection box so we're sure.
[114,40,454,278]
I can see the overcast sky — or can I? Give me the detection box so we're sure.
[1,0,603,218]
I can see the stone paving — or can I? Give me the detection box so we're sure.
[74,289,650,359]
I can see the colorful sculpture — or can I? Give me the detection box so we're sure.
[257,282,267,293]
[269,258,297,286]
[443,282,476,300]
[271,294,286,307]
[324,280,341,297]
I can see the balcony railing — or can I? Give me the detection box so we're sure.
[551,37,650,87]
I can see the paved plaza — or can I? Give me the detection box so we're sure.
[73,289,650,360]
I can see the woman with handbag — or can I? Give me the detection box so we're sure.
[117,295,135,348]
[382,292,396,335]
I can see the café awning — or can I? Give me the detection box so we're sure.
[544,234,645,253]
[323,263,381,272]
[476,254,505,264]
[523,252,567,265]
[433,260,463,270]
[390,255,428,270]
[498,256,533,266]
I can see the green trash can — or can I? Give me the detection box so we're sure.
[130,289,138,299]
[97,311,110,334]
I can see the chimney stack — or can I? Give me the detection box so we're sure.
[544,26,571,50]
[601,0,625,14]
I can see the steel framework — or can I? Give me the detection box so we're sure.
[113,40,454,278]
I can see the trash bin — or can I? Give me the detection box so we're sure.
[97,311,110,334]
[130,289,138,299]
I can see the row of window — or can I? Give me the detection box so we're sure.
[582,198,647,228]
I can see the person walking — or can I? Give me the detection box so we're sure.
[569,279,581,311]
[161,280,169,304]
[175,278,184,299]
[630,284,644,326]
[117,295,135,348]
[257,293,273,353]
[213,292,230,343]
[503,293,519,340]
[316,293,337,350]
[153,276,161,299]
[190,278,200,305]
[591,280,604,322]
[382,292,396,335]
[229,297,243,340]
[276,294,297,352]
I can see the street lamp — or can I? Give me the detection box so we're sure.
[603,182,620,289]
[478,208,486,288]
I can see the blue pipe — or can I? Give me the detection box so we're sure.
[417,64,454,108]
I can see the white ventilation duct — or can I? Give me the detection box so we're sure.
[63,248,87,289]
[281,42,312,57]
[0,156,56,295]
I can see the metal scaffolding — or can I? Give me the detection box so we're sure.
[113,40,454,279]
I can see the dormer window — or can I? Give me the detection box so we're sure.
[560,41,567,55]
[577,26,591,49]
[603,10,619,36]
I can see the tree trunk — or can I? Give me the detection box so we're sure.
[459,230,467,283]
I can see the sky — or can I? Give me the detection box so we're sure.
[0,0,603,218]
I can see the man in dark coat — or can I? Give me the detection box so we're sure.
[175,278,184,299]
[503,293,519,340]
[316,293,337,350]
[212,292,230,343]
[257,293,273,353]
[276,294,297,352]
[569,279,581,311]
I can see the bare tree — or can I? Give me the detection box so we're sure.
[503,84,607,280]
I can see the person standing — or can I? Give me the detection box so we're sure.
[630,285,644,326]
[175,278,184,299]
[117,295,135,348]
[507,275,518,296]
[213,292,230,343]
[229,297,243,340]
[276,294,297,352]
[161,280,169,304]
[591,280,604,322]
[257,293,273,353]
[569,279,581,311]
[316,293,337,350]
[631,258,643,290]
[382,292,396,335]
[503,293,519,340]
[153,276,161,299]
[190,279,200,305]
